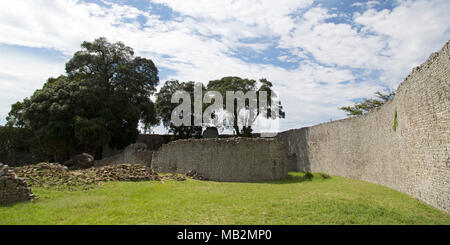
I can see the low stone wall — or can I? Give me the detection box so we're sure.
[277,41,450,212]
[0,163,34,205]
[136,134,172,150]
[151,138,288,182]
[95,143,153,167]
[101,134,172,159]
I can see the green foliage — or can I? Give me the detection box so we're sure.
[393,108,398,131]
[155,77,285,137]
[7,37,159,160]
[155,80,204,139]
[1,173,448,225]
[304,171,314,180]
[5,101,27,128]
[340,91,395,116]
[319,172,331,179]
[0,126,33,159]
[206,77,285,136]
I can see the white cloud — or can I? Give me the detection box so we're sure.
[351,2,365,7]
[354,0,450,86]
[151,0,314,38]
[0,48,65,123]
[281,1,449,88]
[0,0,448,132]
[281,7,389,72]
[367,1,381,8]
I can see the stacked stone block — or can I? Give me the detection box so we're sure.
[277,41,450,213]
[0,163,34,205]
[152,137,288,182]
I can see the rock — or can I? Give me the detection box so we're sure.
[185,170,208,181]
[202,127,218,138]
[13,163,161,189]
[0,163,7,176]
[12,162,204,191]
[125,143,148,152]
[63,153,94,170]
[0,163,34,205]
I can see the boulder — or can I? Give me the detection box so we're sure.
[63,153,94,170]
[202,127,219,138]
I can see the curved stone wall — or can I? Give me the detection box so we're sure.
[151,138,288,182]
[278,41,449,212]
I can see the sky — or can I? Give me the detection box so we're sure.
[0,0,448,133]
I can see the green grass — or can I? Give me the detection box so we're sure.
[0,172,448,225]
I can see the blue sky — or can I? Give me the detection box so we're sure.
[0,0,448,133]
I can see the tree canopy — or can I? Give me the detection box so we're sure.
[340,91,396,116]
[6,38,159,161]
[5,38,287,162]
[155,80,204,139]
[206,76,285,136]
[155,76,285,138]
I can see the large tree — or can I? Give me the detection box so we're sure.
[206,76,285,136]
[7,38,159,161]
[155,80,203,139]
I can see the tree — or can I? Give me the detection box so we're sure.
[0,126,34,162]
[340,91,396,116]
[206,76,285,136]
[65,37,159,148]
[7,37,159,161]
[155,80,203,139]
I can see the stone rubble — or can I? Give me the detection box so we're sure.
[11,162,202,190]
[12,162,160,189]
[0,163,34,205]
[185,170,208,181]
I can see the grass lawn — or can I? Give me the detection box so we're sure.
[0,172,448,225]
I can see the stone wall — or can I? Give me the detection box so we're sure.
[0,163,34,205]
[101,134,172,159]
[151,138,288,182]
[95,143,153,167]
[277,41,449,212]
[136,134,172,151]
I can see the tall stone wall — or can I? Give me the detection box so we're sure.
[152,138,288,182]
[278,41,449,212]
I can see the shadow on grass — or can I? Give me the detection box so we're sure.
[265,172,331,185]
[270,174,313,184]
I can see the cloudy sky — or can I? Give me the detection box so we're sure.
[0,0,448,133]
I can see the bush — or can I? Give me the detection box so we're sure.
[319,173,331,179]
[0,126,32,158]
[393,108,398,131]
[304,172,314,180]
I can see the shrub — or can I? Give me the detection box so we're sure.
[393,108,398,131]
[0,126,32,158]
[319,173,331,179]
[304,172,314,180]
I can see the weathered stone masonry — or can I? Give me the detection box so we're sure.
[277,41,450,212]
[95,143,153,167]
[152,138,288,182]
[0,163,34,205]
